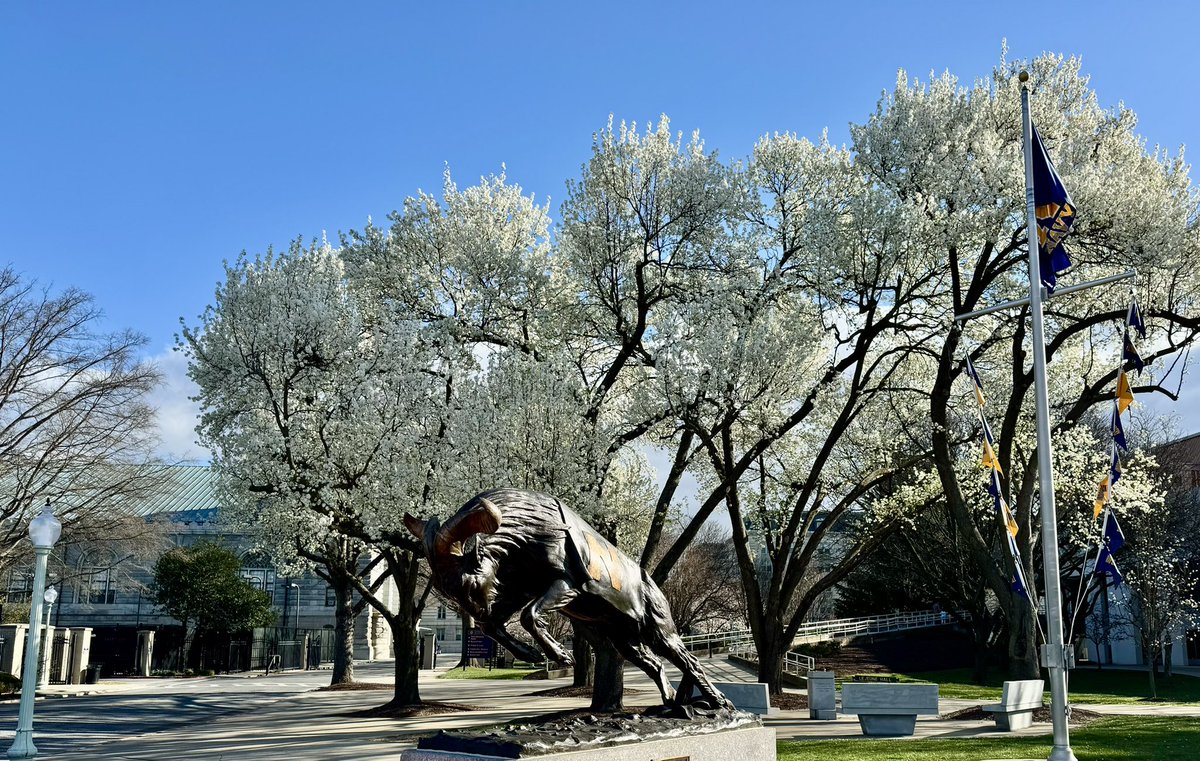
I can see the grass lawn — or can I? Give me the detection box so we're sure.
[901,667,1200,704]
[777,716,1200,760]
[437,666,540,680]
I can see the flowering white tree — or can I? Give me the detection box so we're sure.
[855,54,1200,677]
[182,241,456,700]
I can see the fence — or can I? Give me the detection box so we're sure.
[87,626,338,675]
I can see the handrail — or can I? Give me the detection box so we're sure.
[680,608,966,677]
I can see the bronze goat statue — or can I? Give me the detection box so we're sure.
[404,488,732,710]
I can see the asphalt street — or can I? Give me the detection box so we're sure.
[0,667,341,758]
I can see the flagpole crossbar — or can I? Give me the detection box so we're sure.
[954,270,1137,324]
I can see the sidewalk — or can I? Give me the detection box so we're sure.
[32,657,1200,759]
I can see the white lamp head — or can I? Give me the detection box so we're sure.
[29,499,62,549]
[44,587,59,605]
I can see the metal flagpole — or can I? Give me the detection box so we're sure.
[1019,70,1078,761]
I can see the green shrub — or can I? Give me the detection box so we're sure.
[0,672,21,695]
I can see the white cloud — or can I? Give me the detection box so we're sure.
[146,346,210,463]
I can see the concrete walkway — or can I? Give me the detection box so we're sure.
[10,656,1200,759]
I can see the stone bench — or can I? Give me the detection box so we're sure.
[674,680,773,715]
[983,679,1044,730]
[840,682,939,736]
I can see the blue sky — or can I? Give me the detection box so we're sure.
[1,2,1197,458]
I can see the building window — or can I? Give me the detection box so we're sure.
[5,571,32,603]
[455,627,462,641]
[1190,467,1200,488]
[436,626,446,641]
[80,567,115,605]
[436,605,446,620]
[325,585,337,607]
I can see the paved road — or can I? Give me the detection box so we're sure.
[4,657,1198,759]
[0,667,341,758]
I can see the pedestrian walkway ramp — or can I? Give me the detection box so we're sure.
[678,608,964,679]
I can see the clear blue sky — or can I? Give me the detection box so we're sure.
[2,2,1197,454]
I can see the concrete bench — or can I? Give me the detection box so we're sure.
[983,679,1044,730]
[840,682,939,736]
[674,680,773,715]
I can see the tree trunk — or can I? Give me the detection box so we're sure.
[1164,640,1174,678]
[755,628,785,696]
[383,551,422,707]
[383,615,421,705]
[331,573,356,685]
[589,639,624,711]
[970,615,993,683]
[572,622,594,688]
[1006,604,1039,680]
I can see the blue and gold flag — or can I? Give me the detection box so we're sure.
[964,356,986,407]
[1128,299,1146,339]
[1096,548,1124,587]
[1102,512,1126,554]
[1116,370,1135,415]
[1109,449,1123,487]
[1111,405,1128,451]
[1032,126,1076,291]
[1123,334,1145,373]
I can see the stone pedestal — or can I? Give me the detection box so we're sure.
[402,725,776,761]
[806,670,836,720]
[421,631,436,669]
[69,628,92,684]
[0,624,27,676]
[136,630,155,677]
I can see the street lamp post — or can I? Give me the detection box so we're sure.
[7,500,62,760]
[289,583,300,633]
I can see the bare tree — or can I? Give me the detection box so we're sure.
[0,267,166,574]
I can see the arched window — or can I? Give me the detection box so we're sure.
[240,551,276,599]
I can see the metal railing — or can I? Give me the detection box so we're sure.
[785,650,815,676]
[679,608,964,677]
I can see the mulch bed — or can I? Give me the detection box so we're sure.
[349,700,482,719]
[771,692,808,710]
[318,682,393,691]
[941,704,1103,726]
[527,685,644,698]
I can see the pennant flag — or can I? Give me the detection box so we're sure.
[1123,334,1145,373]
[987,468,1002,497]
[1128,299,1146,339]
[1094,476,1110,519]
[1102,512,1126,554]
[996,495,1019,538]
[982,438,1003,474]
[1111,405,1128,451]
[1115,370,1135,415]
[1012,573,1030,599]
[1096,548,1124,586]
[1007,533,1032,600]
[1109,449,1123,487]
[964,356,986,407]
[1032,125,1076,290]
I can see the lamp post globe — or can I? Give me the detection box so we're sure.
[8,500,61,760]
[28,502,61,549]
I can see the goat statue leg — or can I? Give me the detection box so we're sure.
[477,621,545,664]
[518,578,579,667]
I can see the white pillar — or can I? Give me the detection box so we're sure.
[68,628,92,685]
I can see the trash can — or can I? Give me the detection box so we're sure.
[85,664,102,684]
